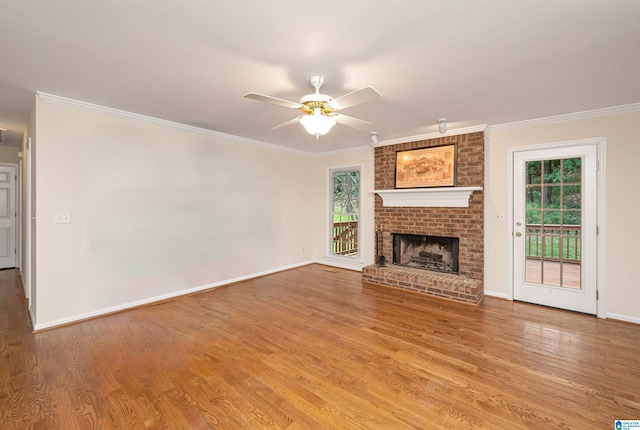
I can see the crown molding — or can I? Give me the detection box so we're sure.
[489,102,640,131]
[374,124,488,148]
[310,144,374,158]
[35,92,314,157]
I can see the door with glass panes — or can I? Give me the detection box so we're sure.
[513,144,597,314]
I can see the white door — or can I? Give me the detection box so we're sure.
[0,165,17,269]
[513,144,597,314]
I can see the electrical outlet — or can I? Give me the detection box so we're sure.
[495,212,506,222]
[54,211,71,224]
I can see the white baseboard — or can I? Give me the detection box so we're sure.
[314,258,364,272]
[483,290,509,299]
[606,312,640,325]
[33,260,315,331]
[35,260,639,330]
[483,293,640,324]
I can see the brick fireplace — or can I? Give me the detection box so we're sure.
[393,233,460,274]
[362,132,484,304]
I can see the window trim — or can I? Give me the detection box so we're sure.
[327,164,363,263]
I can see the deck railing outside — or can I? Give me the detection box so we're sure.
[333,221,358,256]
[525,224,581,263]
[330,222,581,262]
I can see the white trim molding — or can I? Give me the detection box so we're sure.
[372,187,482,208]
[315,257,365,272]
[606,313,640,325]
[484,290,509,300]
[490,102,640,131]
[374,125,488,148]
[36,92,313,156]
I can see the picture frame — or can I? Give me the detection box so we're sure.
[395,144,457,188]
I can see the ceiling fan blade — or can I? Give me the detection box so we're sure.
[271,116,301,130]
[334,113,373,130]
[329,86,382,110]
[244,92,302,109]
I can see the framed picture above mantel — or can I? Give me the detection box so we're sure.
[395,144,457,189]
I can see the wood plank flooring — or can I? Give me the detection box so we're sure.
[1,264,639,429]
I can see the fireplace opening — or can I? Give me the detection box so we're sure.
[392,233,459,274]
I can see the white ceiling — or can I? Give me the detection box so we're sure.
[1,0,639,153]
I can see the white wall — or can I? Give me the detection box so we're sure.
[0,146,20,164]
[27,92,640,328]
[485,110,640,322]
[312,147,376,271]
[32,95,315,328]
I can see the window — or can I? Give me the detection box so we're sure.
[330,168,360,259]
[524,157,582,288]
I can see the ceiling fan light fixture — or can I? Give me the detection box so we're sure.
[299,108,336,138]
[245,75,381,140]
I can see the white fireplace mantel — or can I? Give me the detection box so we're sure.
[372,187,482,208]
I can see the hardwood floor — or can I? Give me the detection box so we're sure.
[1,265,639,429]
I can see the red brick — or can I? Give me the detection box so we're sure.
[368,132,484,303]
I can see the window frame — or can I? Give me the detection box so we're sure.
[327,165,363,262]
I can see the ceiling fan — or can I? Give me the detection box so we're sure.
[244,75,382,139]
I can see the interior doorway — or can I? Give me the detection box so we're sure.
[0,164,17,269]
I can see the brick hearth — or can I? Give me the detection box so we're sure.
[362,265,483,304]
[363,132,484,303]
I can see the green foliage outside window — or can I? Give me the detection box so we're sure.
[332,170,360,257]
[333,171,359,222]
[524,158,582,260]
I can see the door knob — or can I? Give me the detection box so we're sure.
[515,232,522,237]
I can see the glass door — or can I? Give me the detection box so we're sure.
[513,144,597,314]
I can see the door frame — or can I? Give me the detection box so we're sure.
[326,164,364,264]
[0,162,19,270]
[25,138,33,307]
[507,137,606,318]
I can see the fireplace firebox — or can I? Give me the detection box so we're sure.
[392,233,459,274]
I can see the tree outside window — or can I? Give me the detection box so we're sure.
[331,169,360,258]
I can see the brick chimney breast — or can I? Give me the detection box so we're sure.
[362,132,484,304]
